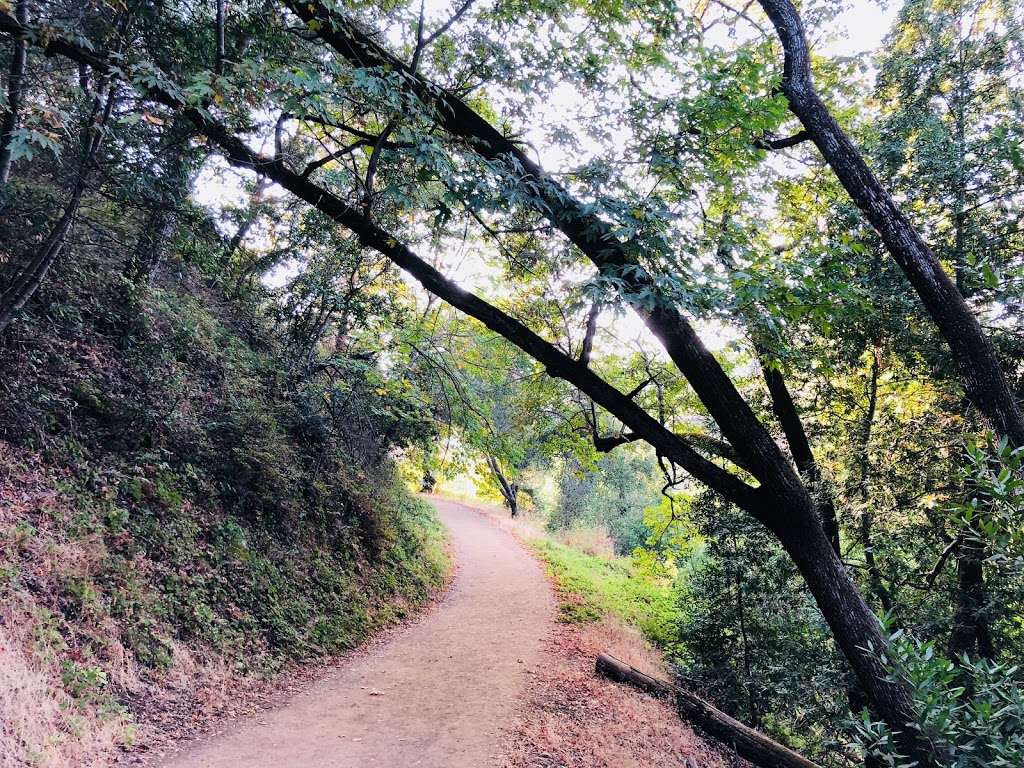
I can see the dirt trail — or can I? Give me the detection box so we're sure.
[157,498,553,768]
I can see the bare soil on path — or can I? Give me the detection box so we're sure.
[158,498,555,768]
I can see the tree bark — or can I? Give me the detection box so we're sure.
[947,527,994,661]
[759,356,840,553]
[731,532,759,727]
[596,653,822,768]
[0,0,29,187]
[714,214,840,553]
[214,0,226,75]
[856,348,894,616]
[757,0,1024,447]
[224,176,269,263]
[125,117,194,281]
[946,464,996,664]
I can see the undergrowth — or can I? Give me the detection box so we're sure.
[0,194,449,767]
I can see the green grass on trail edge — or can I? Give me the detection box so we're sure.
[529,538,680,656]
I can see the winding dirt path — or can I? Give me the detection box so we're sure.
[159,498,554,768]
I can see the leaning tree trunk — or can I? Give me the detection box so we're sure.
[486,456,519,517]
[0,0,29,187]
[855,348,894,616]
[764,495,940,767]
[0,84,115,333]
[757,0,1024,448]
[0,182,85,331]
[597,653,822,768]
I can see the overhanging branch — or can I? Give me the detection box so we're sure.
[288,0,801,497]
[0,11,761,512]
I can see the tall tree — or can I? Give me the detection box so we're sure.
[0,0,27,186]
[756,0,1024,446]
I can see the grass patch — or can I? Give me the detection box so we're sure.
[530,538,679,654]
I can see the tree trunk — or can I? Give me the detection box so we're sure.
[757,0,1024,448]
[759,358,841,553]
[948,522,995,661]
[224,176,269,264]
[716,213,840,554]
[771,508,936,766]
[856,348,894,616]
[214,0,226,75]
[125,117,194,281]
[0,84,115,333]
[0,183,84,331]
[731,532,759,728]
[486,455,519,517]
[0,0,29,187]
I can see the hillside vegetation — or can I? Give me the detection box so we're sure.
[0,190,448,766]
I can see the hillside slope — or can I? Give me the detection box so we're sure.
[0,198,448,767]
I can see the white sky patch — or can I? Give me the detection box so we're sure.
[192,156,249,209]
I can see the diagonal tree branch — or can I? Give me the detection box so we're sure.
[286,0,806,505]
[0,11,760,511]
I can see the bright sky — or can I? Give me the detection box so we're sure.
[192,1,899,352]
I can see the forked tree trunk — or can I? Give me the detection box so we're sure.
[0,183,85,330]
[486,455,519,517]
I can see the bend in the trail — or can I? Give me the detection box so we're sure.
[159,498,554,768]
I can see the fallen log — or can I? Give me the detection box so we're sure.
[596,653,822,768]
